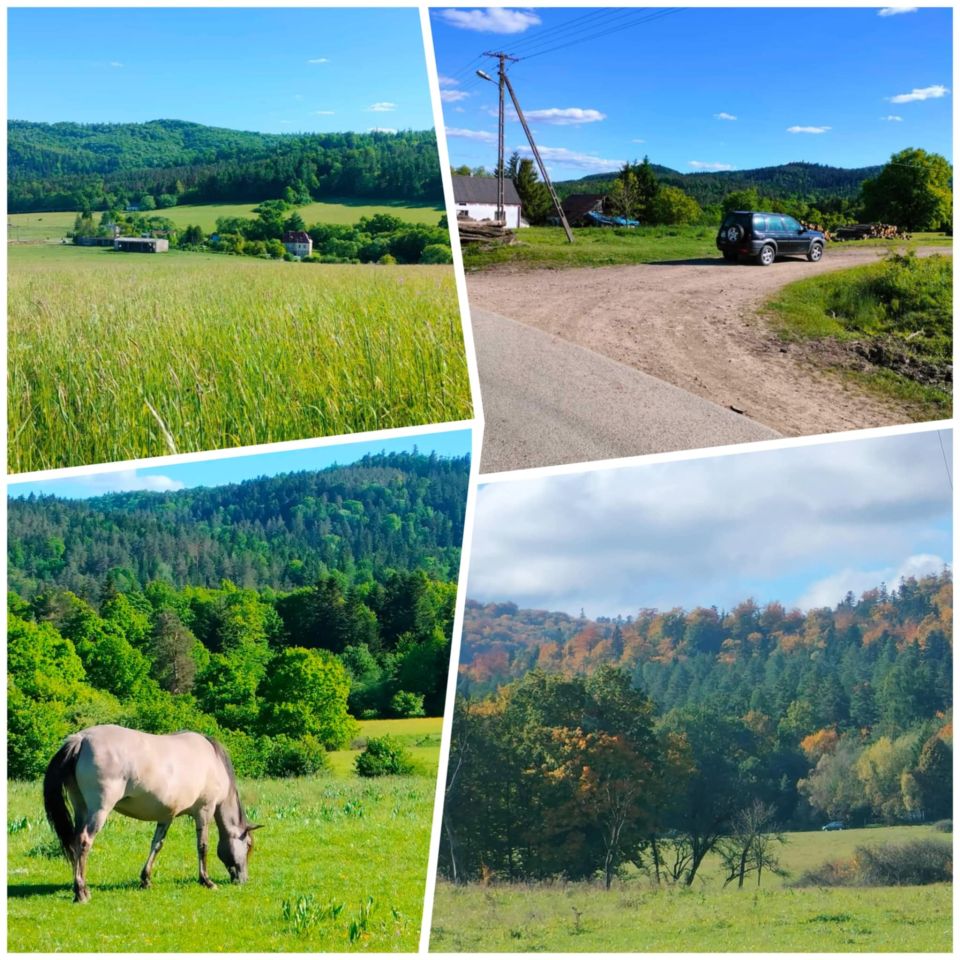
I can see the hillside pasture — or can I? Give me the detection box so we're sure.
[8,199,444,242]
[463,224,952,271]
[430,825,951,953]
[8,245,471,472]
[8,719,440,952]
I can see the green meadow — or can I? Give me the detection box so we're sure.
[8,199,444,242]
[8,244,471,473]
[430,825,952,953]
[8,718,442,952]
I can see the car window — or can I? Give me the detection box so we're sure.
[752,214,766,232]
[766,215,786,232]
[783,216,801,231]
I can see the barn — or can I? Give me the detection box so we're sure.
[282,230,313,258]
[114,237,169,253]
[451,175,523,229]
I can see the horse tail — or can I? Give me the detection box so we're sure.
[43,735,83,857]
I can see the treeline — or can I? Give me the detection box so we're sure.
[10,568,455,781]
[9,452,468,603]
[441,575,953,884]
[9,120,443,211]
[441,667,951,888]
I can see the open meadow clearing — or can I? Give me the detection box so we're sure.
[8,718,441,952]
[430,825,952,953]
[8,200,445,241]
[8,245,471,472]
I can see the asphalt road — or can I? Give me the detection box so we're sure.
[473,307,780,474]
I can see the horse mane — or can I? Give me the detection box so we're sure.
[204,735,249,829]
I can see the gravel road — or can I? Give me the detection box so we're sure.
[468,245,950,438]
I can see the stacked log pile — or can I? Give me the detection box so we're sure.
[458,218,515,245]
[801,221,832,241]
[834,223,910,241]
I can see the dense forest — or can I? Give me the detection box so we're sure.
[441,574,952,886]
[555,161,882,207]
[8,453,468,781]
[8,119,444,211]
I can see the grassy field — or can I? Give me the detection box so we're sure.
[8,718,442,952]
[765,253,952,419]
[463,224,952,271]
[8,200,445,241]
[430,826,952,952]
[8,245,471,472]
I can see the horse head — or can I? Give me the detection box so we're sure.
[217,822,262,883]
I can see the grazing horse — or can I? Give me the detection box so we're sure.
[43,725,261,902]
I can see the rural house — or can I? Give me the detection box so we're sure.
[282,230,313,258]
[114,237,168,253]
[451,175,523,228]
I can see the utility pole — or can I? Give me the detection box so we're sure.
[479,52,573,243]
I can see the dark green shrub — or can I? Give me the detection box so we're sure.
[933,819,952,833]
[793,838,952,887]
[264,735,329,778]
[389,690,425,718]
[354,735,414,777]
[420,243,452,264]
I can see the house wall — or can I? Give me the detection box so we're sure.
[456,201,522,229]
[283,240,313,257]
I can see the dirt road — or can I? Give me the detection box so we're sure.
[468,246,950,437]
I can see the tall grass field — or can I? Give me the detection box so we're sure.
[8,245,471,472]
[430,825,951,952]
[8,718,441,952]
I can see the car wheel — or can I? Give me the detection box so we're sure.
[722,251,738,262]
[725,225,743,242]
[807,242,824,262]
[757,244,775,266]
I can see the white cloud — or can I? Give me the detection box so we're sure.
[441,89,470,103]
[314,110,335,116]
[714,112,737,121]
[86,470,186,494]
[689,160,734,171]
[523,107,607,126]
[446,127,496,142]
[878,6,918,15]
[787,125,832,134]
[368,127,397,134]
[888,84,949,103]
[517,144,621,171]
[367,102,397,112]
[796,554,946,610]
[881,114,904,121]
[307,57,329,64]
[438,75,460,88]
[437,8,541,34]
[468,432,952,617]
[109,61,124,68]
[631,138,646,144]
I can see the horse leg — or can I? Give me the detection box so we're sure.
[139,821,171,889]
[195,816,217,889]
[72,809,109,903]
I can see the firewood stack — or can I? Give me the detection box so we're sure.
[834,223,910,241]
[457,218,515,245]
[801,221,832,241]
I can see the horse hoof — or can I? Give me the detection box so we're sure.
[140,879,151,890]
[200,879,217,890]
[74,889,91,904]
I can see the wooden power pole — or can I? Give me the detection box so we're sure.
[483,51,573,243]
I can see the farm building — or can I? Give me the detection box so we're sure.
[114,237,169,253]
[282,230,313,258]
[561,194,605,226]
[74,237,115,247]
[451,175,523,229]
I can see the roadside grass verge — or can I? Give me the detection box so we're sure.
[765,251,952,419]
[8,245,471,472]
[8,719,441,951]
[463,225,952,271]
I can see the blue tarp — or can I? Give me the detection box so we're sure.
[585,210,639,228]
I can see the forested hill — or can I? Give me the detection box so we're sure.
[8,452,469,601]
[8,119,443,211]
[557,161,882,206]
[460,572,952,733]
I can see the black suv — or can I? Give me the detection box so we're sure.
[717,211,825,265]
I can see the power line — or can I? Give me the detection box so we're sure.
[937,430,952,490]
[509,7,665,59]
[520,9,680,62]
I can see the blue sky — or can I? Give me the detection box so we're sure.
[468,430,953,616]
[8,430,472,500]
[9,8,434,134]
[432,6,953,180]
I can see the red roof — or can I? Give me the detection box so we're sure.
[282,231,311,243]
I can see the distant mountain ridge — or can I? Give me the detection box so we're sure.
[556,160,883,205]
[8,118,443,211]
